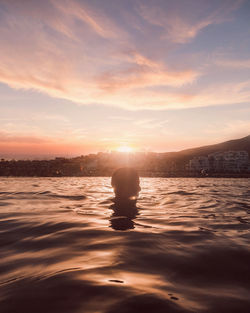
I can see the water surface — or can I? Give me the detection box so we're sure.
[0,177,250,313]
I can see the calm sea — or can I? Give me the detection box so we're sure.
[0,177,249,313]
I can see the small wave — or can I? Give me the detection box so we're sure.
[50,194,87,201]
[236,217,249,224]
[0,202,12,207]
[108,279,124,283]
[37,191,52,195]
[167,190,197,196]
[0,191,86,201]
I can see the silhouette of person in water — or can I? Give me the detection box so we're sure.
[110,167,141,230]
[111,167,141,201]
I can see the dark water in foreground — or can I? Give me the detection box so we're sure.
[0,177,250,313]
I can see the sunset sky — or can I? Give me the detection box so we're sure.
[0,0,250,158]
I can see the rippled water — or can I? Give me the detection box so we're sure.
[0,177,250,313]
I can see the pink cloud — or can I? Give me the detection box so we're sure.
[0,132,52,144]
[52,0,125,39]
[136,0,243,43]
[95,52,199,92]
[0,0,247,111]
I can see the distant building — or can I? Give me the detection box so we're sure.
[85,159,98,170]
[187,150,250,173]
[209,151,249,172]
[188,156,210,172]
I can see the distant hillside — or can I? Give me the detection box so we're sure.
[164,135,250,166]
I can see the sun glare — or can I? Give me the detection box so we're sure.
[116,145,133,153]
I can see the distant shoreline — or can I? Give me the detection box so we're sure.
[1,174,250,178]
[1,135,249,178]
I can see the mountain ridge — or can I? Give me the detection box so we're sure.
[163,135,250,165]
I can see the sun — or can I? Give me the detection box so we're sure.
[116,145,133,153]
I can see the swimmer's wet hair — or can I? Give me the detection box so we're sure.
[111,167,141,200]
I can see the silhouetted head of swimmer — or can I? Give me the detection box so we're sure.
[111,167,141,202]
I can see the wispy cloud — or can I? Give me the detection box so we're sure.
[133,118,169,129]
[215,58,250,69]
[52,0,125,39]
[0,131,51,144]
[205,120,250,139]
[95,52,199,92]
[0,0,246,111]
[136,0,243,43]
[130,80,250,110]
